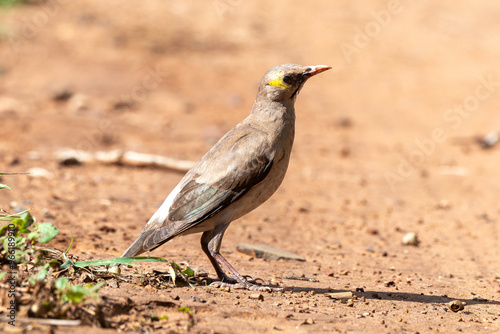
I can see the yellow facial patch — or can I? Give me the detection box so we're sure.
[268,71,291,89]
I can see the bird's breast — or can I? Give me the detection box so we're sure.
[228,129,294,221]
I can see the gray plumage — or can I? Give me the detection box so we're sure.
[120,64,331,291]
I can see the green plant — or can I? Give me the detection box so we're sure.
[0,172,198,326]
[1,173,103,322]
[0,211,59,263]
[55,277,103,305]
[149,314,168,321]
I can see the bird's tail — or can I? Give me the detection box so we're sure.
[119,227,174,258]
[111,231,152,271]
[119,230,156,258]
[114,224,175,270]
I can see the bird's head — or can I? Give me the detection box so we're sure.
[258,64,331,102]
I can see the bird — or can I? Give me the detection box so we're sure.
[119,64,331,291]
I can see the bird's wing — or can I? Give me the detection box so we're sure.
[141,126,274,251]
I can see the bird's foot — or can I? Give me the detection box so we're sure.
[202,274,261,285]
[207,276,289,292]
[201,276,235,285]
[203,252,290,291]
[241,275,264,284]
[209,281,288,292]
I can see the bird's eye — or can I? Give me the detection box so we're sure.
[282,74,294,85]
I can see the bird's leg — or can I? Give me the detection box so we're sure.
[200,230,237,284]
[200,229,287,292]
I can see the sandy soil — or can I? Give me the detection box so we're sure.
[1,0,500,332]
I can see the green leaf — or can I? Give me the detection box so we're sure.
[60,259,75,269]
[28,263,49,285]
[2,237,8,252]
[172,262,195,288]
[10,218,23,229]
[64,231,73,255]
[150,314,168,321]
[0,172,29,176]
[0,224,12,234]
[180,263,195,277]
[37,248,62,255]
[65,256,170,269]
[29,222,59,243]
[0,271,6,280]
[55,277,70,290]
[178,306,191,313]
[63,286,88,304]
[13,250,27,263]
[3,236,27,255]
[0,209,30,224]
[61,282,104,305]
[0,183,11,191]
[6,211,33,235]
[20,212,35,229]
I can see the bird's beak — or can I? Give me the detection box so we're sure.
[302,65,332,77]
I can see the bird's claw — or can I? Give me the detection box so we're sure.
[208,281,245,290]
[202,275,238,286]
[208,280,288,292]
[241,275,265,284]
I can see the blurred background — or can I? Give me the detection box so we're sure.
[2,1,500,179]
[0,0,499,322]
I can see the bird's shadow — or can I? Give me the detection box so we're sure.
[289,286,500,306]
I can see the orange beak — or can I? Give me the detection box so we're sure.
[302,65,332,77]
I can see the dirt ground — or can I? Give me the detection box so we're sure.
[1,0,500,333]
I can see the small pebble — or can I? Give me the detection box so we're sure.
[402,232,419,246]
[107,280,119,288]
[50,83,73,101]
[42,208,56,219]
[0,97,25,114]
[249,293,264,301]
[190,296,207,303]
[477,131,499,149]
[27,167,53,179]
[108,266,121,275]
[68,93,90,113]
[384,281,396,287]
[448,300,466,312]
[13,205,27,213]
[195,268,209,277]
[59,157,82,166]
